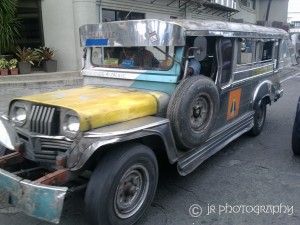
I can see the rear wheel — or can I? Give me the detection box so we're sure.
[85,143,158,225]
[248,101,267,136]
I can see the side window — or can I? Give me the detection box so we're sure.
[256,41,274,62]
[221,38,234,85]
[237,38,254,65]
[261,41,274,62]
[255,40,274,63]
[255,41,264,62]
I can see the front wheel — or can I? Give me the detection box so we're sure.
[248,101,267,136]
[85,143,158,225]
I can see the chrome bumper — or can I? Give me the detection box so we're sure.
[0,113,20,150]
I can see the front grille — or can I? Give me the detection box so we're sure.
[35,138,72,162]
[17,131,73,163]
[29,105,60,135]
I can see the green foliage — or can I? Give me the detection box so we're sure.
[35,46,57,61]
[8,58,18,70]
[0,0,20,54]
[0,58,9,69]
[35,46,57,66]
[15,46,39,65]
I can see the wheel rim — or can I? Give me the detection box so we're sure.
[256,104,265,128]
[190,94,211,131]
[114,164,150,219]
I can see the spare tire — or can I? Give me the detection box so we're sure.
[167,75,219,150]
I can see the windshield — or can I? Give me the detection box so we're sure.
[91,46,175,70]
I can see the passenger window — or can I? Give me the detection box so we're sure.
[257,41,274,62]
[221,38,234,85]
[237,39,254,65]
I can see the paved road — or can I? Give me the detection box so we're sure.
[1,74,300,225]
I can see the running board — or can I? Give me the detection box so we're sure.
[177,112,254,176]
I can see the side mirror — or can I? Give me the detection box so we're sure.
[193,36,207,61]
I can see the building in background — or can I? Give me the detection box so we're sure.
[288,0,300,28]
[16,0,289,72]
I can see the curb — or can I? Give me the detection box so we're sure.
[0,71,83,88]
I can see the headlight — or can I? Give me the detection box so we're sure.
[10,102,28,126]
[65,115,80,132]
[62,112,80,138]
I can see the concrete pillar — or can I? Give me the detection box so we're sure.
[41,0,77,71]
[72,0,99,70]
[41,0,99,71]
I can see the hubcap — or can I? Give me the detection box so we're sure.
[190,95,211,131]
[114,164,149,219]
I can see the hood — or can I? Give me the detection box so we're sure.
[13,86,159,131]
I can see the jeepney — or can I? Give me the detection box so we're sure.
[0,19,291,225]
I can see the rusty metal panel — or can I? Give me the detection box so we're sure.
[0,168,67,224]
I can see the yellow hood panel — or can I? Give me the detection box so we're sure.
[15,86,158,131]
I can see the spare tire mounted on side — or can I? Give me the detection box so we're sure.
[167,75,219,150]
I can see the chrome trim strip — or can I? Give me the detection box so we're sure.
[84,116,169,138]
[232,70,273,86]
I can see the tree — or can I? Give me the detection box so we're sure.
[0,0,20,55]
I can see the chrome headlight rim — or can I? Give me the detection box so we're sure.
[61,110,80,139]
[10,101,29,127]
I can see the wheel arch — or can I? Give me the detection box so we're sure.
[252,80,276,107]
[69,127,178,172]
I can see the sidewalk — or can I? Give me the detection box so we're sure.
[0,70,83,88]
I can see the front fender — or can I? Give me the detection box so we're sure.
[67,116,178,171]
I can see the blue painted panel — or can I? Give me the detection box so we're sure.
[85,38,108,46]
[0,168,67,224]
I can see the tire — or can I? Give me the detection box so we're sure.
[292,125,300,155]
[85,143,158,225]
[167,75,219,150]
[248,100,267,136]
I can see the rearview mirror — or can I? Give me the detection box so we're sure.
[193,36,207,61]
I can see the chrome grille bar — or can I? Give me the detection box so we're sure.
[30,105,57,135]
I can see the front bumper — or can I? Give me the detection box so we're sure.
[0,168,67,223]
[0,114,68,224]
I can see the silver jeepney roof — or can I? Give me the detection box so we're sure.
[79,19,289,47]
